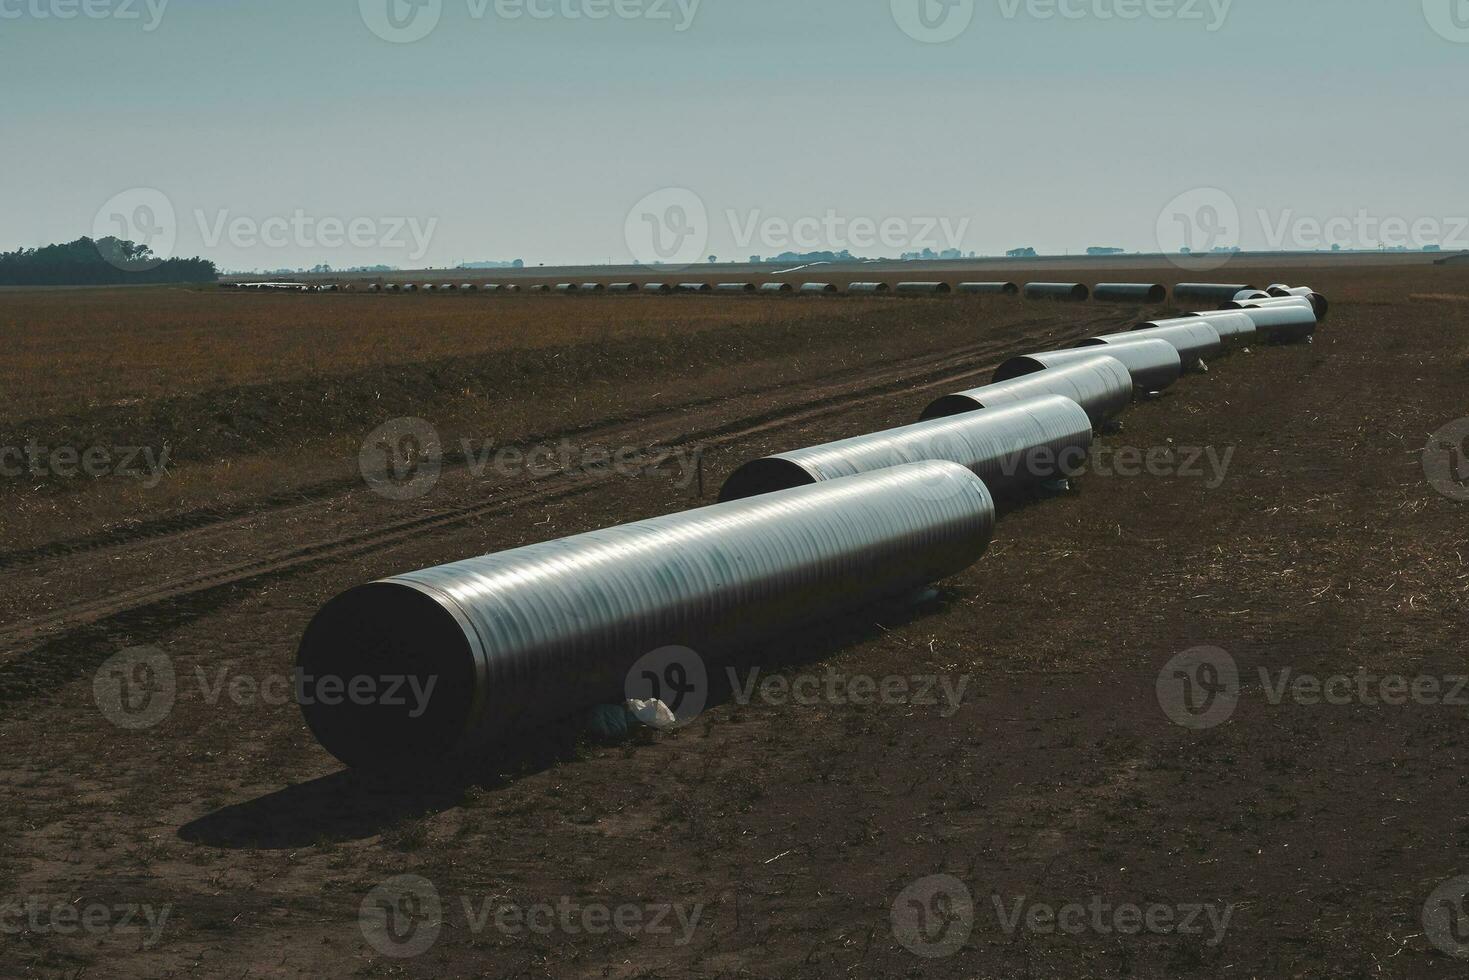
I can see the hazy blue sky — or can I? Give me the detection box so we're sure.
[2,0,1465,269]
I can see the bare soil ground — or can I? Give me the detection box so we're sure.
[1,259,1467,978]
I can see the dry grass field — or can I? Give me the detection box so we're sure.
[1,257,1468,978]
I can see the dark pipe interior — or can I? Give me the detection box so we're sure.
[297,583,479,771]
[919,395,985,422]
[991,357,1047,383]
[718,458,818,503]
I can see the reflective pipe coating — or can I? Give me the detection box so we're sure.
[719,395,1093,503]
[921,355,1134,427]
[297,461,997,770]
[995,338,1183,395]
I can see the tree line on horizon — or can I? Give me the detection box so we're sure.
[0,238,217,286]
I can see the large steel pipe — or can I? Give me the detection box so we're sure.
[801,283,838,294]
[1025,282,1090,302]
[896,282,952,295]
[677,282,712,293]
[720,395,1092,503]
[958,282,1019,296]
[297,461,998,769]
[715,282,756,293]
[921,355,1133,427]
[1075,321,1222,369]
[1174,283,1256,304]
[760,282,793,293]
[1223,304,1316,343]
[642,282,672,294]
[995,339,1182,395]
[1172,311,1257,345]
[1222,296,1314,313]
[1264,286,1328,318]
[1093,283,1167,303]
[848,282,891,294]
[607,283,640,293]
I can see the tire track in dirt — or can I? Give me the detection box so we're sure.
[0,310,1129,696]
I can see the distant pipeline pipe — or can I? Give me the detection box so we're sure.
[642,283,672,294]
[677,283,711,293]
[958,282,1019,296]
[896,282,952,295]
[1234,289,1271,301]
[1173,283,1255,304]
[1076,321,1223,370]
[921,355,1133,427]
[580,283,606,293]
[1092,283,1167,304]
[528,284,549,292]
[720,396,1092,503]
[848,282,891,294]
[1024,283,1090,302]
[994,338,1182,396]
[801,283,838,294]
[715,282,756,294]
[503,284,522,293]
[297,461,998,769]
[760,282,793,293]
[607,283,640,293]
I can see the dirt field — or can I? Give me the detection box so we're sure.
[1,258,1467,978]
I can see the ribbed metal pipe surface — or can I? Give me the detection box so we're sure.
[1230,293,1326,318]
[1076,320,1223,368]
[1176,311,1257,344]
[297,461,997,768]
[1093,283,1167,303]
[1025,282,1090,302]
[642,282,671,294]
[720,395,1092,503]
[958,282,1019,296]
[760,282,793,293]
[1234,289,1270,301]
[1173,283,1255,303]
[554,283,576,293]
[896,282,952,295]
[848,282,891,294]
[715,282,756,293]
[1225,304,1317,343]
[921,355,1133,426]
[607,283,640,293]
[801,283,838,294]
[995,339,1182,394]
[677,282,711,293]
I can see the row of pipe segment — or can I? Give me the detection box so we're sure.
[297,281,1326,770]
[229,280,1308,304]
